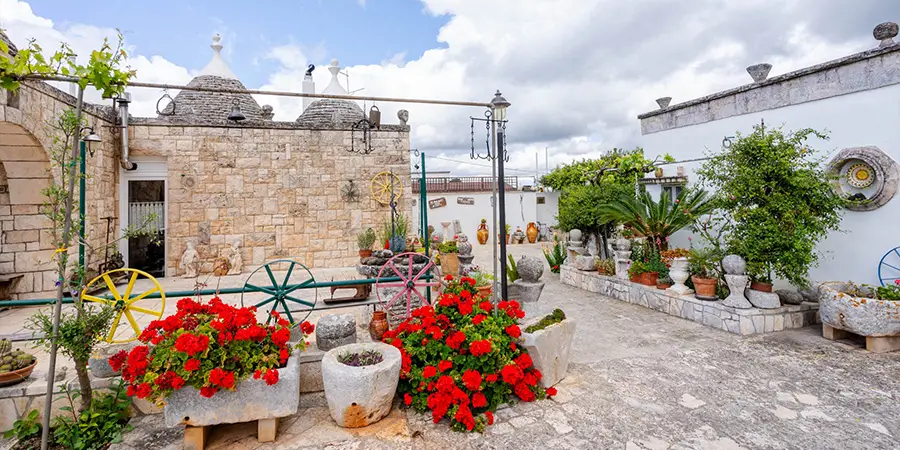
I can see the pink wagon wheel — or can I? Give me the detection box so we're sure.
[374,252,440,325]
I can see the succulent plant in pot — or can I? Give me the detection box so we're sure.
[0,339,37,388]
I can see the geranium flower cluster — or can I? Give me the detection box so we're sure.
[111,297,314,405]
[383,275,552,432]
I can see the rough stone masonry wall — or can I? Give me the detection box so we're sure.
[128,123,411,274]
[0,82,119,299]
[560,265,820,336]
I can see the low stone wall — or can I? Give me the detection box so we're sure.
[560,266,819,335]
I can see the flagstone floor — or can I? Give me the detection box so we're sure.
[4,243,900,449]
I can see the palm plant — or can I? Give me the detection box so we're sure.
[598,188,713,251]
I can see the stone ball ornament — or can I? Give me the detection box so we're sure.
[827,146,899,211]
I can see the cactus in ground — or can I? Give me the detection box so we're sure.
[0,338,11,356]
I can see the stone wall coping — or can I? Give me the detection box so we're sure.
[21,80,117,123]
[129,116,409,132]
[637,43,900,121]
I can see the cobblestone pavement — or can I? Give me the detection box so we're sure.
[13,244,900,449]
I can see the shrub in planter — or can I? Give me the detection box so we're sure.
[112,297,314,436]
[357,228,376,258]
[688,247,721,298]
[819,281,900,338]
[521,309,575,388]
[594,257,615,275]
[322,343,401,427]
[383,275,553,432]
[627,261,657,286]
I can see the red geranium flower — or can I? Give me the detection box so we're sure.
[446,331,466,349]
[505,324,521,338]
[546,387,557,397]
[485,373,498,383]
[462,369,482,391]
[469,340,492,357]
[438,360,453,372]
[472,392,487,408]
[404,393,413,406]
[135,383,152,399]
[423,365,438,378]
[501,364,523,385]
[108,350,127,372]
[472,314,486,325]
[479,301,492,312]
[515,353,533,370]
[184,359,201,372]
[263,368,279,385]
[300,321,315,335]
[200,386,218,398]
[485,411,494,425]
[271,327,291,347]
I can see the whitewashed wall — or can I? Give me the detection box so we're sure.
[411,191,559,243]
[640,83,900,286]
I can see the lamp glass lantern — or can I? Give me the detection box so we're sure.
[491,90,510,122]
[82,127,101,156]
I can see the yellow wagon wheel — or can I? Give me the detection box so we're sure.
[370,171,403,205]
[82,268,166,344]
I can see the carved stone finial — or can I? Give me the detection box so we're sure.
[397,109,409,125]
[746,63,772,83]
[655,97,671,109]
[874,22,899,47]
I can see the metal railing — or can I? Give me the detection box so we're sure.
[412,176,518,193]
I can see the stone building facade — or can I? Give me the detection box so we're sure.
[0,32,411,298]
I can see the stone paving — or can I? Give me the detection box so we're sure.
[4,243,900,449]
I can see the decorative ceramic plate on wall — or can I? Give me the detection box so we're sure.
[846,162,876,188]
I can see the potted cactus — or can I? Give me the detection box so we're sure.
[0,339,38,387]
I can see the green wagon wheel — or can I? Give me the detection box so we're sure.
[240,259,317,326]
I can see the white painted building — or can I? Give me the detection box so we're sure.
[636,23,900,287]
[409,176,560,245]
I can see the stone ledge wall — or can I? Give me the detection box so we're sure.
[560,265,820,335]
[637,45,900,135]
[129,124,412,275]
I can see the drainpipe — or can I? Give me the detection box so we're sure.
[117,92,136,170]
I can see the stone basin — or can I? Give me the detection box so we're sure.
[818,282,900,337]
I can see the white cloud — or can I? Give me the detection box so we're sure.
[1,0,890,176]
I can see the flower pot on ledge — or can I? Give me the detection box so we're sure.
[692,276,717,299]
[750,281,773,292]
[638,272,658,286]
[164,347,303,445]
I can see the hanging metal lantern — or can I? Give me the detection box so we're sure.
[227,99,246,121]
[369,105,381,127]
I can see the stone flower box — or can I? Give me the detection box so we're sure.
[521,318,576,388]
[322,342,401,428]
[164,347,302,448]
[819,282,900,353]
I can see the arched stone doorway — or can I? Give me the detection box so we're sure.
[0,121,55,299]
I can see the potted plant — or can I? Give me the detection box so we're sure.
[627,260,657,286]
[438,240,460,277]
[382,276,552,432]
[357,228,376,259]
[113,297,314,445]
[656,276,673,290]
[748,262,773,292]
[0,340,37,387]
[818,281,900,351]
[521,309,576,388]
[468,270,494,298]
[498,224,512,244]
[688,247,720,299]
[322,343,401,427]
[594,257,615,276]
[381,213,410,254]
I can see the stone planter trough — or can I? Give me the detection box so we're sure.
[164,347,302,447]
[322,342,401,428]
[819,282,900,353]
[520,318,576,388]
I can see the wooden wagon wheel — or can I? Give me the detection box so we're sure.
[82,268,165,344]
[878,246,900,286]
[370,171,403,205]
[241,259,317,325]
[374,252,439,325]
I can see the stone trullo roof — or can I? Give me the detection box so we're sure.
[0,29,18,56]
[296,98,365,127]
[158,34,264,122]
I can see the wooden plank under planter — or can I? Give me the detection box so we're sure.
[164,347,303,448]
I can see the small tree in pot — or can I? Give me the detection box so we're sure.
[688,247,722,299]
[357,228,376,258]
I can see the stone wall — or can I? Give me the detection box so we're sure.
[128,122,411,274]
[0,82,119,299]
[560,265,820,336]
[637,45,900,134]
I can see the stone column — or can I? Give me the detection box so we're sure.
[721,255,752,308]
[612,238,632,280]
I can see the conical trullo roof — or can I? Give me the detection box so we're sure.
[296,60,365,126]
[0,29,18,56]
[159,34,263,121]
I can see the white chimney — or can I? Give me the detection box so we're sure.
[302,63,316,113]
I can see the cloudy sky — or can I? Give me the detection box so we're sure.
[1,0,897,178]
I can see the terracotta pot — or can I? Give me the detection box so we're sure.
[692,276,718,298]
[629,274,640,283]
[368,311,389,341]
[498,234,510,244]
[477,223,489,245]
[655,168,664,178]
[0,360,37,388]
[476,285,492,299]
[750,281,773,292]
[656,283,672,290]
[441,253,460,277]
[358,249,373,259]
[526,222,539,244]
[638,272,658,286]
[597,268,609,275]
